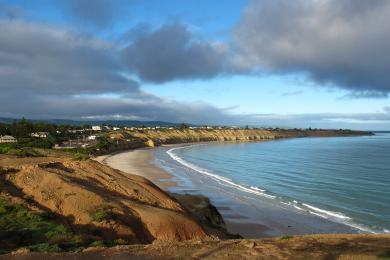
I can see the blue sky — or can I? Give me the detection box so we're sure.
[1,0,390,129]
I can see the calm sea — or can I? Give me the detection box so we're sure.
[153,133,390,235]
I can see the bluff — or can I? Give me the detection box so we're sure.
[108,128,372,149]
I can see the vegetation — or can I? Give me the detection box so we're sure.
[90,209,113,222]
[0,199,80,253]
[378,249,390,260]
[280,235,294,240]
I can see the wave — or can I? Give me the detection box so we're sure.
[302,203,351,220]
[166,145,380,234]
[167,146,276,199]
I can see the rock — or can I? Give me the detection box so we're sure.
[240,240,256,249]
[11,248,30,255]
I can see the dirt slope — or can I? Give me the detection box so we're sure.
[3,234,390,259]
[0,155,208,244]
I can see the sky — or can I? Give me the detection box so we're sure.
[1,0,390,130]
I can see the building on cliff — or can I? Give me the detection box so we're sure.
[0,135,17,143]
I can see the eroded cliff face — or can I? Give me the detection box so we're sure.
[109,128,371,148]
[0,155,208,244]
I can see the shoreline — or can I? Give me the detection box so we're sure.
[95,147,178,189]
[97,141,364,238]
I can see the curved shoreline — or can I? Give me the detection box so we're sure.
[98,141,369,238]
[95,147,178,189]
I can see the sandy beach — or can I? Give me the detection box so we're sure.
[95,148,177,189]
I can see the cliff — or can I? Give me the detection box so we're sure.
[108,128,372,149]
[0,154,209,253]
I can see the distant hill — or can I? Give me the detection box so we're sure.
[0,117,191,127]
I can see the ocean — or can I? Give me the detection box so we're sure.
[152,133,390,237]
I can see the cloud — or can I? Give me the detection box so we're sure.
[251,107,390,129]
[122,23,227,83]
[0,19,139,96]
[0,19,237,124]
[59,0,120,27]
[234,0,390,95]
[281,91,303,97]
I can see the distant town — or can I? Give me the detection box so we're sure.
[0,118,363,160]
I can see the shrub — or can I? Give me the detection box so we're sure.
[7,148,41,157]
[113,238,128,246]
[72,153,90,161]
[28,243,62,253]
[0,199,73,253]
[90,209,113,222]
[23,195,34,203]
[378,249,390,259]
[89,240,105,248]
[280,235,294,240]
[0,144,16,154]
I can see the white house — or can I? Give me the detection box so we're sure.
[92,126,102,131]
[0,135,17,143]
[87,135,98,140]
[30,132,48,138]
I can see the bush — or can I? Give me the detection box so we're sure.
[89,240,105,248]
[378,249,390,259]
[23,195,34,203]
[72,153,90,161]
[280,235,294,240]
[28,243,62,253]
[0,199,74,253]
[90,209,113,222]
[0,144,16,154]
[6,148,41,157]
[113,238,128,246]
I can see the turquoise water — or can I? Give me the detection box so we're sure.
[163,134,390,234]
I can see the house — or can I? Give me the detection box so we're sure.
[30,132,48,138]
[92,126,102,131]
[0,135,17,143]
[87,135,98,140]
[113,127,121,131]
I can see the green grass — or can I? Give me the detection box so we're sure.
[0,199,79,253]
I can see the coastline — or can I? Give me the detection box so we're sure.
[98,141,363,238]
[95,147,177,189]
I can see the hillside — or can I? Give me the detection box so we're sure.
[3,234,390,259]
[0,154,218,253]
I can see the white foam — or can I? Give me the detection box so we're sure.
[167,146,276,199]
[302,203,351,220]
[250,186,265,192]
[293,205,304,211]
[166,145,381,235]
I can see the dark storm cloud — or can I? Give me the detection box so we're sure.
[122,23,227,83]
[234,0,390,95]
